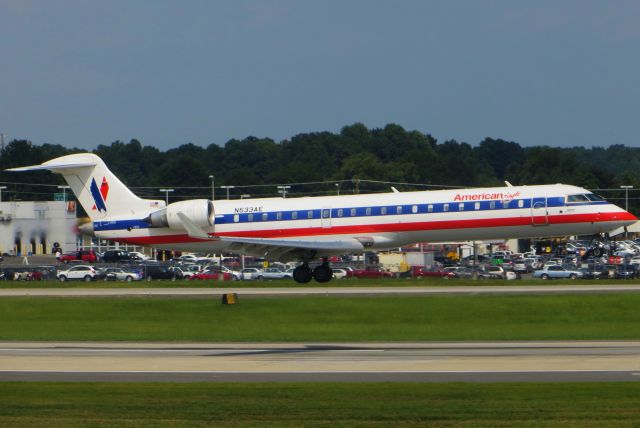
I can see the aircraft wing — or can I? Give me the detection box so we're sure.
[217,236,365,261]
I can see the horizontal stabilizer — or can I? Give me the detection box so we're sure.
[6,161,97,173]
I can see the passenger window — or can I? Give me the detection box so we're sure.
[262,213,268,221]
[292,211,298,220]
[458,203,464,211]
[443,204,449,212]
[337,209,343,217]
[322,209,330,218]
[276,212,282,220]
[381,207,387,215]
[503,200,509,208]
[233,214,239,223]
[490,201,496,209]
[428,205,433,213]
[350,208,356,216]
[412,205,418,213]
[307,210,314,219]
[366,207,372,216]
[248,214,254,221]
[518,200,524,208]
[474,202,480,210]
[397,206,402,214]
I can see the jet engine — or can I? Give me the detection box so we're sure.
[147,200,214,230]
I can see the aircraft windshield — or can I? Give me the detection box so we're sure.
[585,193,606,202]
[566,193,607,203]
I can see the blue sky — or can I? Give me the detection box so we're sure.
[1,0,639,150]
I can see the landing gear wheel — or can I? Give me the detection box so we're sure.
[313,264,333,283]
[293,265,313,284]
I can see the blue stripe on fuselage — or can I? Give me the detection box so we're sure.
[91,197,611,233]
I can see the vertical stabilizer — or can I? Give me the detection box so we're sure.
[7,153,164,219]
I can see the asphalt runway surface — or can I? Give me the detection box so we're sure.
[2,283,640,297]
[2,341,640,382]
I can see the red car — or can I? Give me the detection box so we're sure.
[352,267,394,279]
[407,266,455,279]
[59,250,97,264]
[189,267,233,281]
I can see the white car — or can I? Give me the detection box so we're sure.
[57,265,97,282]
[331,268,349,279]
[129,251,150,261]
[103,267,142,282]
[240,268,264,280]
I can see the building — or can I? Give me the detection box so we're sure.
[0,201,77,255]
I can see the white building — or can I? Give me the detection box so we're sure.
[0,201,77,255]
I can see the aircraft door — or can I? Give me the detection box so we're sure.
[531,197,548,226]
[321,207,332,229]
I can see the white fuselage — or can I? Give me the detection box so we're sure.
[92,183,636,256]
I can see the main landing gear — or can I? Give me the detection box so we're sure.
[292,260,333,284]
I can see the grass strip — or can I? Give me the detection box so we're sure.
[1,382,640,427]
[1,294,640,341]
[0,277,635,288]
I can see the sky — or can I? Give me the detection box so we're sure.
[1,0,639,150]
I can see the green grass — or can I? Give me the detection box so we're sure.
[1,382,640,427]
[1,294,640,341]
[0,277,633,288]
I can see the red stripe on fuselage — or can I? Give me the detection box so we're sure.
[109,211,636,246]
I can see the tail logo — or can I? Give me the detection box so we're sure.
[90,177,109,212]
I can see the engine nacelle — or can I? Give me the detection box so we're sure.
[148,200,214,230]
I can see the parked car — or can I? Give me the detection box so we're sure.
[101,267,142,282]
[404,266,455,279]
[352,267,394,279]
[262,267,292,280]
[101,250,133,263]
[615,265,638,280]
[141,265,178,281]
[532,266,584,280]
[240,268,264,280]
[57,265,97,282]
[189,266,233,281]
[128,251,151,262]
[331,268,350,279]
[59,250,97,264]
[453,267,502,280]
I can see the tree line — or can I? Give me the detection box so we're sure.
[0,123,638,212]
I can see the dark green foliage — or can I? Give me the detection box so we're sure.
[1,124,639,209]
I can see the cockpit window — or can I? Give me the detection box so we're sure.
[566,194,590,203]
[585,193,606,202]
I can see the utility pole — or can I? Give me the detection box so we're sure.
[159,188,174,205]
[277,185,291,198]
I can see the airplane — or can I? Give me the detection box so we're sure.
[8,153,637,283]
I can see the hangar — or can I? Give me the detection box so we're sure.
[0,200,77,256]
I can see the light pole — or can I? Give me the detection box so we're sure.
[620,185,633,211]
[220,185,235,200]
[240,194,251,200]
[159,188,174,205]
[277,185,291,198]
[57,185,70,202]
[209,175,215,200]
[0,185,6,202]
[335,183,340,196]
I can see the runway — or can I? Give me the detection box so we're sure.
[2,341,640,382]
[2,283,640,297]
